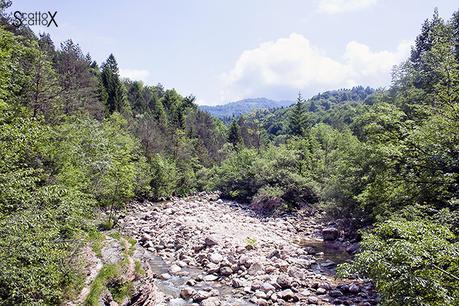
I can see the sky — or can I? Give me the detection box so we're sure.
[9,0,459,105]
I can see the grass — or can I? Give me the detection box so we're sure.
[109,231,122,241]
[85,230,139,304]
[84,264,118,306]
[88,229,105,258]
[134,260,145,277]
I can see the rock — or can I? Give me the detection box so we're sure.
[268,249,280,258]
[316,288,327,295]
[203,274,219,281]
[321,259,336,268]
[140,233,152,242]
[160,273,172,280]
[180,287,196,299]
[255,290,268,299]
[209,253,223,264]
[329,289,344,298]
[238,255,252,268]
[216,199,223,204]
[200,297,221,306]
[170,264,182,274]
[219,266,233,276]
[232,278,244,288]
[304,246,317,254]
[248,262,263,275]
[349,283,360,293]
[346,242,360,254]
[177,260,187,267]
[322,227,339,241]
[276,275,292,289]
[206,263,220,274]
[256,298,269,306]
[307,296,319,304]
[192,290,210,302]
[261,283,276,292]
[204,237,218,247]
[288,267,304,279]
[278,289,298,301]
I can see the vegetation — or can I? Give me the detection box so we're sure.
[0,1,458,305]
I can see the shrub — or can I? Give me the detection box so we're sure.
[337,219,459,305]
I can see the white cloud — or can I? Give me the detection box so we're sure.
[317,0,377,14]
[221,33,410,102]
[119,68,150,82]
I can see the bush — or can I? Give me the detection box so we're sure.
[149,154,177,199]
[337,219,459,305]
[211,145,317,211]
[251,186,285,214]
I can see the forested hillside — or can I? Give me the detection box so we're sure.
[0,2,458,305]
[199,98,294,122]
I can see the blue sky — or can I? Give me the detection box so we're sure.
[10,0,459,105]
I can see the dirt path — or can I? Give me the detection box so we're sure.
[119,192,377,305]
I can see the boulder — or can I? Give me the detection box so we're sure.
[278,289,298,301]
[322,227,339,241]
[276,275,292,289]
[205,237,218,247]
[219,266,233,276]
[209,253,223,264]
[248,262,263,275]
[180,287,196,299]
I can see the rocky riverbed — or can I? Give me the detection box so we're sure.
[119,192,378,305]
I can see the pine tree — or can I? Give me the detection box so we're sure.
[289,92,305,136]
[101,54,128,114]
[228,120,243,147]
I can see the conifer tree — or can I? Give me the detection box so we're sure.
[289,92,305,136]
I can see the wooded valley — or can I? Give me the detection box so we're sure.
[0,2,458,305]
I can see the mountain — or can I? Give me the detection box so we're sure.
[199,98,294,120]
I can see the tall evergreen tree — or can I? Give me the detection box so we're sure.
[228,120,243,147]
[289,92,305,136]
[101,54,128,114]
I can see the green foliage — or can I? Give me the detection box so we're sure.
[50,113,149,209]
[149,154,177,199]
[84,264,118,306]
[338,220,459,305]
[211,145,316,212]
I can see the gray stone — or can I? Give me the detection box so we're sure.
[248,262,263,275]
[170,264,182,274]
[203,274,219,281]
[276,275,292,289]
[349,283,360,293]
[205,237,218,247]
[329,289,343,298]
[180,287,196,299]
[219,266,233,276]
[278,289,298,301]
[209,253,224,264]
[322,227,339,241]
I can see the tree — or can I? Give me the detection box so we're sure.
[228,120,243,147]
[55,40,104,118]
[289,92,305,136]
[101,54,129,114]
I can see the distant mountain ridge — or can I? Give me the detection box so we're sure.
[199,98,294,119]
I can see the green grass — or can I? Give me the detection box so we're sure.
[134,260,145,277]
[84,264,118,306]
[109,231,122,241]
[88,229,105,258]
